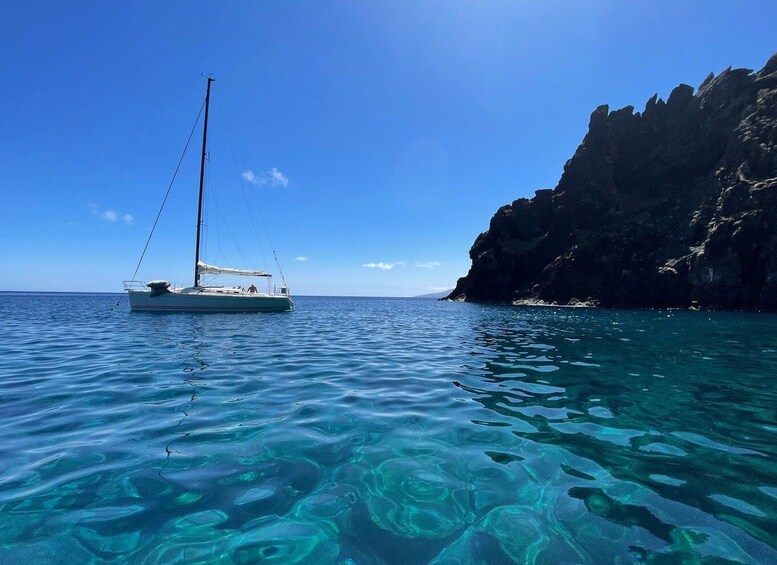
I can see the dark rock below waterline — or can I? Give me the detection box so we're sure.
[448,53,777,311]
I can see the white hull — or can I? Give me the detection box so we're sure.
[128,287,293,313]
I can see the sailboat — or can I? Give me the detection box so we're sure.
[124,77,293,313]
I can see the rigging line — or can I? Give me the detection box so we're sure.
[214,103,270,273]
[248,177,282,267]
[201,160,210,264]
[114,99,205,309]
[206,164,252,272]
[202,158,220,268]
[244,184,289,288]
[273,250,289,289]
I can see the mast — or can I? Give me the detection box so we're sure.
[194,76,214,287]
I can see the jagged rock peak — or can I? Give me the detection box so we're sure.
[447,52,777,311]
[761,52,777,76]
[667,83,694,108]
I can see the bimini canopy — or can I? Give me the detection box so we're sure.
[197,261,271,277]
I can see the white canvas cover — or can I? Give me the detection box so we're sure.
[197,261,271,277]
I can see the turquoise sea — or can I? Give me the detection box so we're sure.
[1,293,776,563]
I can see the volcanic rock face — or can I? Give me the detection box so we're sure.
[448,53,777,310]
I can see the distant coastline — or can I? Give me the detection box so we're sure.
[412,290,453,299]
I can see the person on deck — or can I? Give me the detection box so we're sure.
[248,284,257,293]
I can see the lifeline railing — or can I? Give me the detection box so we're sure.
[122,280,148,291]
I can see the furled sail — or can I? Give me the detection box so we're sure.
[197,261,271,277]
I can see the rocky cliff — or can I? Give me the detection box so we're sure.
[448,53,777,310]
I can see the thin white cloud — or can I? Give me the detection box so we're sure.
[395,261,407,267]
[362,262,395,270]
[242,167,289,188]
[241,170,259,184]
[267,167,289,187]
[295,256,309,262]
[428,286,451,292]
[89,203,133,226]
[415,261,442,269]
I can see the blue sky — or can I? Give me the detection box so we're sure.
[2,1,775,296]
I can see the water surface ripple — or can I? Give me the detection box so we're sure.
[1,294,776,563]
